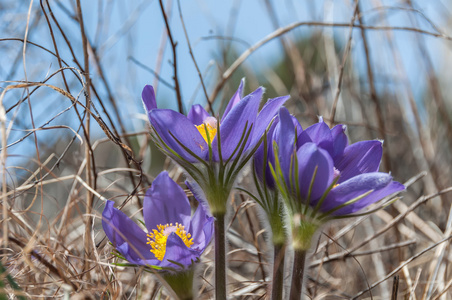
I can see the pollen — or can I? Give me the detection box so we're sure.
[146,223,194,261]
[195,117,218,146]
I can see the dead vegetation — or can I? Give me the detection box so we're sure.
[1,1,452,299]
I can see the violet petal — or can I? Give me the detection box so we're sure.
[102,200,156,265]
[222,79,245,120]
[297,143,334,203]
[143,172,191,233]
[254,118,278,188]
[142,85,157,113]
[149,109,208,162]
[298,121,333,156]
[160,233,201,268]
[335,140,383,183]
[187,104,210,126]
[249,95,290,147]
[276,107,297,184]
[189,204,214,250]
[322,173,405,215]
[331,124,348,159]
[212,87,263,160]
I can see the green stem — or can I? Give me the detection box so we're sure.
[271,243,286,300]
[289,249,306,300]
[214,213,226,300]
[162,268,194,300]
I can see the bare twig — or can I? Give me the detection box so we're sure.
[158,0,184,114]
[352,234,452,299]
[176,0,214,114]
[329,0,359,125]
[208,21,452,103]
[356,2,391,172]
[75,0,95,278]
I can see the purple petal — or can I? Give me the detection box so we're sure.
[249,95,290,147]
[297,143,334,202]
[185,180,210,215]
[102,200,157,265]
[222,79,245,120]
[142,85,157,113]
[293,116,303,140]
[160,233,201,268]
[189,204,214,250]
[331,124,348,159]
[335,140,383,183]
[276,107,296,184]
[149,109,208,162]
[298,120,333,155]
[296,129,312,148]
[212,87,263,160]
[253,143,265,182]
[187,104,210,126]
[201,215,214,252]
[143,172,191,233]
[322,173,405,215]
[253,119,278,188]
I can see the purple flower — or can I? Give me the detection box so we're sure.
[102,171,214,269]
[255,107,405,217]
[142,81,289,163]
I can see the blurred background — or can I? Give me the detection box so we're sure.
[1,0,452,299]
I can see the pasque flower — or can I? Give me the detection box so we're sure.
[256,107,405,220]
[141,81,289,215]
[142,81,289,164]
[142,81,289,299]
[102,171,214,270]
[257,108,405,300]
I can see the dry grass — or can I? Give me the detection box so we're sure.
[1,1,452,299]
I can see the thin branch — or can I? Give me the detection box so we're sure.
[310,186,452,268]
[76,1,97,279]
[356,2,391,171]
[208,21,452,103]
[329,0,359,125]
[176,0,214,115]
[128,56,175,89]
[158,0,184,114]
[352,234,452,299]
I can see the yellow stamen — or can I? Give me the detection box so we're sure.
[195,117,218,147]
[146,223,194,261]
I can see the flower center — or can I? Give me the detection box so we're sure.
[195,117,218,146]
[333,167,340,188]
[147,223,194,261]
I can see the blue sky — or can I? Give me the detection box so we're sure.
[0,0,450,169]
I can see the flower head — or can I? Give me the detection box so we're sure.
[258,107,405,218]
[142,81,289,163]
[142,81,289,214]
[102,171,214,270]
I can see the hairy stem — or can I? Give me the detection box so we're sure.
[289,249,307,300]
[214,213,226,300]
[271,243,286,300]
[163,268,194,300]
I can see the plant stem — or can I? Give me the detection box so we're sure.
[162,268,194,300]
[214,213,227,300]
[289,249,306,300]
[271,243,285,300]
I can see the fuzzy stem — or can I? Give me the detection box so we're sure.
[214,213,227,300]
[162,268,194,300]
[271,243,286,300]
[289,249,306,300]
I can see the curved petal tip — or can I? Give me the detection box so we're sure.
[142,85,157,112]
